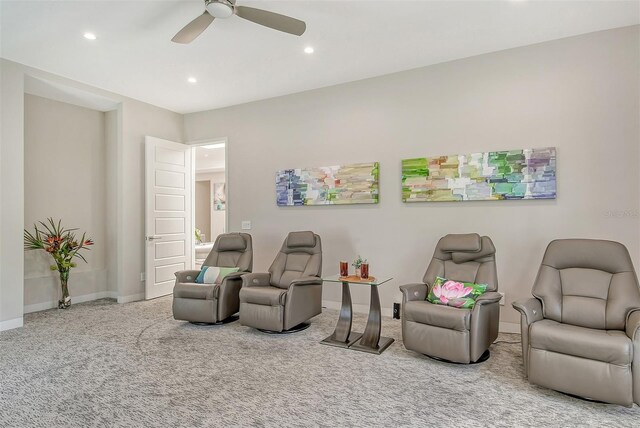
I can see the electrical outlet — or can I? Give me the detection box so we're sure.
[393,303,401,319]
[498,292,505,306]
[140,272,145,282]
[241,221,251,230]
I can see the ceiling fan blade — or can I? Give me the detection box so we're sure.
[235,6,306,36]
[172,11,215,44]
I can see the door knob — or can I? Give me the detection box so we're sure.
[147,235,163,241]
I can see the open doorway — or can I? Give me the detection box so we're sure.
[192,140,227,269]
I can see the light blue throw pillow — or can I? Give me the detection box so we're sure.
[195,266,239,284]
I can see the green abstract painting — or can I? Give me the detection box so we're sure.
[402,147,556,202]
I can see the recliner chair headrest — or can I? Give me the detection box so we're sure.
[451,237,496,263]
[542,239,634,273]
[439,233,482,253]
[286,231,316,248]
[217,234,247,252]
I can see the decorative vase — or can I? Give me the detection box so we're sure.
[24,218,93,308]
[355,267,361,278]
[58,269,71,309]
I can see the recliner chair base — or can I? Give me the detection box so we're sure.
[426,349,490,365]
[189,314,239,326]
[257,322,310,334]
[561,391,610,405]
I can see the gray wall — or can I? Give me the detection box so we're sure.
[119,101,184,301]
[105,108,119,297]
[195,180,211,241]
[184,26,640,325]
[0,60,25,328]
[23,94,108,311]
[0,58,184,328]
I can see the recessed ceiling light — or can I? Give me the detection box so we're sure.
[201,143,225,149]
[304,46,314,54]
[187,77,197,84]
[83,32,97,40]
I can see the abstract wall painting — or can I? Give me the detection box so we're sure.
[276,162,379,206]
[213,182,226,211]
[402,147,556,202]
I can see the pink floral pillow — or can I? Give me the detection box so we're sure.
[427,276,487,309]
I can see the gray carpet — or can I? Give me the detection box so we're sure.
[0,298,638,427]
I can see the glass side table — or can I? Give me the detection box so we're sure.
[321,275,394,355]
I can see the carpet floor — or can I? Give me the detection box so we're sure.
[0,297,638,427]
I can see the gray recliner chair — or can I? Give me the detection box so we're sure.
[173,233,253,324]
[239,231,322,333]
[513,239,640,406]
[399,233,501,363]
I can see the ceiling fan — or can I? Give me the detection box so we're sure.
[172,0,306,44]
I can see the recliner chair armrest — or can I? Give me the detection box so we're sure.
[512,298,543,325]
[399,283,428,302]
[290,276,323,287]
[626,309,640,340]
[173,282,216,300]
[223,271,247,281]
[475,291,502,305]
[241,272,271,287]
[175,270,202,283]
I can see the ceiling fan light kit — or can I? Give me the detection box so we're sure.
[172,0,306,44]
[205,0,234,19]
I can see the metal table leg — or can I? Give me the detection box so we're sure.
[321,281,363,348]
[350,284,394,354]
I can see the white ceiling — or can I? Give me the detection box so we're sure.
[1,1,638,114]
[24,75,120,112]
[195,145,225,171]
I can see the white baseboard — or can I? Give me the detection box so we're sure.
[117,293,145,304]
[322,300,522,334]
[23,290,148,313]
[24,291,117,314]
[25,290,147,308]
[0,317,24,331]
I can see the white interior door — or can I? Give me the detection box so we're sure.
[145,136,192,300]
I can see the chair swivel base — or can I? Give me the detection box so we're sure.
[425,349,490,365]
[257,322,310,334]
[189,314,239,326]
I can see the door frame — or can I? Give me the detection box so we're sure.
[188,137,229,269]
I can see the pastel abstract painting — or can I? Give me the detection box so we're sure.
[402,147,556,202]
[276,162,379,206]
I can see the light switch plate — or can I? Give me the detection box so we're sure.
[498,292,505,306]
[241,221,251,230]
[140,272,146,282]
